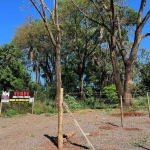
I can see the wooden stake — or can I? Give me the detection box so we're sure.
[147,92,150,118]
[63,102,95,150]
[0,102,2,114]
[58,88,63,149]
[120,95,124,127]
[32,101,34,114]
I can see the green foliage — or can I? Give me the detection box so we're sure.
[133,98,147,110]
[131,135,149,147]
[5,109,19,118]
[1,101,57,117]
[84,97,95,109]
[33,101,57,115]
[84,86,97,109]
[0,43,31,91]
[64,94,83,110]
[140,62,150,91]
[1,102,32,117]
[102,84,118,99]
[125,7,138,26]
[34,108,42,115]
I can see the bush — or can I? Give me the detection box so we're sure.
[64,94,82,110]
[133,97,147,110]
[102,84,118,103]
[34,101,57,114]
[6,109,18,117]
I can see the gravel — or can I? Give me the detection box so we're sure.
[0,109,150,150]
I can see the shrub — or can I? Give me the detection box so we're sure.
[6,109,18,117]
[64,94,82,110]
[102,84,118,103]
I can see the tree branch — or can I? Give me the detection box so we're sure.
[139,10,150,30]
[70,0,110,33]
[137,0,146,27]
[141,32,150,39]
[30,0,57,47]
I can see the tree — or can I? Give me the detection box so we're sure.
[0,44,31,91]
[71,0,150,106]
[140,61,150,91]
[12,18,56,88]
[29,0,62,107]
[59,0,104,99]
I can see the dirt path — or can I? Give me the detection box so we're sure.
[0,110,150,150]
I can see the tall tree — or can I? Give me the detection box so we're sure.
[140,61,150,91]
[59,0,104,99]
[12,19,56,86]
[0,44,31,91]
[30,0,62,107]
[71,0,150,106]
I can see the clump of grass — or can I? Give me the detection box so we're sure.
[132,97,147,110]
[33,101,58,115]
[6,109,19,118]
[131,135,149,147]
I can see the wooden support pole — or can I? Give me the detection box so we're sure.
[32,101,34,114]
[147,92,150,118]
[0,102,2,114]
[63,102,95,150]
[120,95,124,127]
[58,88,63,149]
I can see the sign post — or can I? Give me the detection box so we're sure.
[147,92,150,118]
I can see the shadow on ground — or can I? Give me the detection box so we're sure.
[44,134,89,149]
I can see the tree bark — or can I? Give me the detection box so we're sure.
[55,44,62,107]
[30,0,62,107]
[123,61,133,106]
[108,37,124,100]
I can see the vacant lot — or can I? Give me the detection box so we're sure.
[0,109,150,150]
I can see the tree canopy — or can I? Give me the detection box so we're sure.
[0,43,31,91]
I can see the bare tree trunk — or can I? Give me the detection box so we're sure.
[123,62,133,106]
[80,78,84,100]
[55,44,62,107]
[30,0,62,107]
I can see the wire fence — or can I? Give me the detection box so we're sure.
[1,89,150,115]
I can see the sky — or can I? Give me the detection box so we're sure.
[0,0,52,45]
[0,0,150,52]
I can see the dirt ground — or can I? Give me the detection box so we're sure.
[0,109,150,150]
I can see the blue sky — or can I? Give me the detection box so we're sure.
[0,0,40,45]
[0,0,150,52]
[129,0,150,50]
[0,0,53,45]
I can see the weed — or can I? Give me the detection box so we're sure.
[131,135,149,147]
[28,134,35,137]
[31,148,38,150]
[6,109,18,117]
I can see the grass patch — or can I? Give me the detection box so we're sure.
[131,135,149,147]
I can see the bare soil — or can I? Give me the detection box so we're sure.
[0,109,150,150]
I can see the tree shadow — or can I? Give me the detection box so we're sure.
[44,134,90,149]
[67,140,90,149]
[44,134,57,146]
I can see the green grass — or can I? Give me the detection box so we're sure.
[1,100,58,117]
[131,135,149,147]
[0,96,149,117]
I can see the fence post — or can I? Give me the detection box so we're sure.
[0,102,2,114]
[120,95,124,127]
[32,101,34,114]
[58,88,63,149]
[147,92,150,118]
